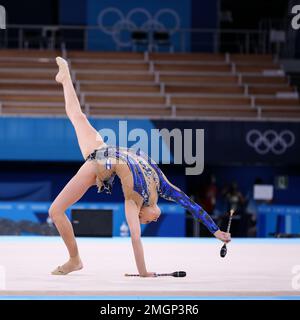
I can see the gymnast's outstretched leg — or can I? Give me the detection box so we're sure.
[55,57,105,159]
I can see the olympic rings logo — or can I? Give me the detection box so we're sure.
[97,7,181,47]
[246,129,295,155]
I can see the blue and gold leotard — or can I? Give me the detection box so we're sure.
[86,145,219,234]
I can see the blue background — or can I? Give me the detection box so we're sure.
[86,0,191,51]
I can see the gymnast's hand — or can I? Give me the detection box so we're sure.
[214,230,231,243]
[140,272,158,277]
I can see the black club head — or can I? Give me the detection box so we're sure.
[173,271,186,277]
[220,244,227,258]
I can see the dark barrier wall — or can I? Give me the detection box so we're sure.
[195,165,300,206]
[191,0,219,52]
[153,120,299,166]
[0,162,299,204]
[59,0,86,25]
[0,0,58,24]
[0,117,299,166]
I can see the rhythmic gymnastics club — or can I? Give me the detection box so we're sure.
[124,271,186,277]
[220,209,234,258]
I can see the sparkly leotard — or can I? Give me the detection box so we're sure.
[86,145,219,234]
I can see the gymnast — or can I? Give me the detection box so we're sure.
[50,57,231,277]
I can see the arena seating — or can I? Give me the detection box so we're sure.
[0,49,299,119]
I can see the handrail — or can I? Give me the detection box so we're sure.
[5,24,268,33]
[0,24,276,55]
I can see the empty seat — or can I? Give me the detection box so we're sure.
[165,85,244,94]
[80,83,160,93]
[0,71,56,80]
[248,86,294,95]
[0,83,59,91]
[236,65,280,73]
[0,61,55,69]
[230,54,274,63]
[149,53,226,62]
[68,51,144,60]
[85,94,165,105]
[0,93,63,103]
[171,96,251,106]
[0,49,60,58]
[72,62,149,71]
[155,64,231,73]
[175,105,257,118]
[255,97,300,107]
[89,105,171,117]
[242,76,287,85]
[2,103,65,115]
[160,75,238,84]
[260,107,300,119]
[76,72,154,82]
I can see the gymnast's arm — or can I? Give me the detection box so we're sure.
[158,175,231,243]
[124,200,156,277]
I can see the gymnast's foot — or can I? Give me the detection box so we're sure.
[51,256,83,275]
[55,56,71,84]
